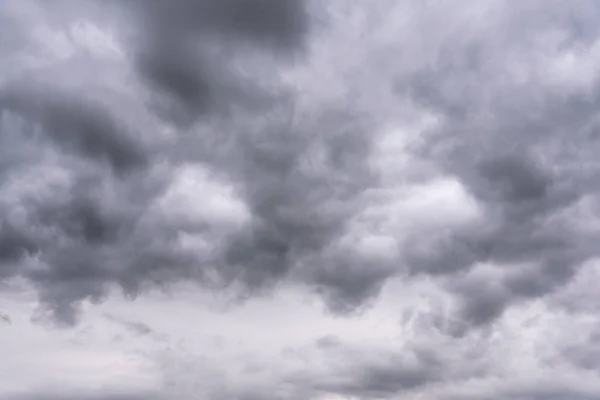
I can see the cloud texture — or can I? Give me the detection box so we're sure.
[2,0,600,399]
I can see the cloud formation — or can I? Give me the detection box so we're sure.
[2,0,600,399]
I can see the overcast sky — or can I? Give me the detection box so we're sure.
[2,0,600,399]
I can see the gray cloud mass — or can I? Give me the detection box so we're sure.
[2,0,600,399]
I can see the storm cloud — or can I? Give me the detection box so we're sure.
[2,0,600,399]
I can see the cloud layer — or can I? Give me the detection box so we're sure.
[2,0,600,399]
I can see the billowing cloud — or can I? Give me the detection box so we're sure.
[2,0,600,399]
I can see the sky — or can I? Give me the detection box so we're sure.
[1,0,600,399]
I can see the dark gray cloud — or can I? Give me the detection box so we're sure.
[220,107,377,299]
[280,335,488,400]
[0,83,148,174]
[0,0,597,329]
[125,0,308,125]
[0,312,10,324]
[314,335,340,349]
[5,393,158,400]
[108,315,153,337]
[311,352,442,398]
[392,1,600,328]
[132,0,307,50]
[0,0,598,332]
[0,0,380,325]
[103,312,168,343]
[3,1,600,399]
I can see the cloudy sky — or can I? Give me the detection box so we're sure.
[2,0,600,399]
